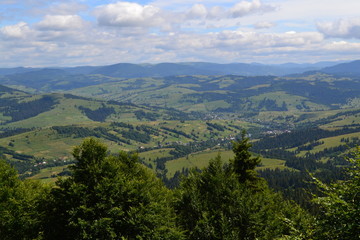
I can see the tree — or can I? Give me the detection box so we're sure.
[42,138,184,240]
[175,144,312,239]
[230,130,261,183]
[0,160,47,240]
[313,147,360,239]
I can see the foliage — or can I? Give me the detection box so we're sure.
[3,95,57,123]
[230,130,261,183]
[0,160,48,239]
[41,138,184,240]
[313,147,360,239]
[134,110,159,121]
[174,136,313,240]
[78,105,115,122]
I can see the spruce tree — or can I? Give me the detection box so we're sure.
[230,130,260,183]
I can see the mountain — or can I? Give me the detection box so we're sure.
[180,62,322,76]
[91,61,345,77]
[0,67,39,75]
[0,61,347,80]
[321,60,360,76]
[91,62,218,77]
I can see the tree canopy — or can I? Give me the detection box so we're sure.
[0,160,47,240]
[1,136,359,239]
[42,138,184,240]
[174,133,312,240]
[313,147,360,239]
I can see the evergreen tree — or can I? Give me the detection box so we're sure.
[42,138,184,240]
[230,130,261,183]
[175,143,312,239]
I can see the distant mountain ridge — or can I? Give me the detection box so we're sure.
[1,60,359,94]
[320,60,360,76]
[0,60,351,78]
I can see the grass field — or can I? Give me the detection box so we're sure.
[28,165,70,183]
[295,132,360,157]
[165,148,288,177]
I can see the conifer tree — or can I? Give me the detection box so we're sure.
[175,138,312,240]
[230,130,260,183]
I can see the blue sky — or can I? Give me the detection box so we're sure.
[0,0,359,67]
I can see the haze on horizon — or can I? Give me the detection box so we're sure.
[0,0,359,67]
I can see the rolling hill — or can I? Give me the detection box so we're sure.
[0,61,360,191]
[68,73,360,113]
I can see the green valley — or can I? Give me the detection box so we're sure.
[0,61,360,209]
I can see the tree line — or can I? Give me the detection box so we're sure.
[1,134,359,239]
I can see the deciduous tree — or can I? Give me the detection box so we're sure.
[42,138,183,240]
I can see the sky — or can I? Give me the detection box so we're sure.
[0,0,359,67]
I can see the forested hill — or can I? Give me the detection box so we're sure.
[1,62,360,113]
[67,73,360,113]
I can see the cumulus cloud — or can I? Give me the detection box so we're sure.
[0,22,32,39]
[317,18,360,39]
[324,40,360,52]
[93,1,276,31]
[155,30,324,54]
[230,0,275,18]
[95,2,164,28]
[0,24,357,67]
[187,4,208,19]
[1,0,360,67]
[207,6,226,19]
[184,1,275,20]
[36,15,85,31]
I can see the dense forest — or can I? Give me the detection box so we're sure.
[1,136,359,239]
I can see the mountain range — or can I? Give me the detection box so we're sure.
[0,60,357,79]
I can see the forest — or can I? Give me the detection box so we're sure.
[1,135,359,240]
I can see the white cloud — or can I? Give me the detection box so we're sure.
[95,2,164,28]
[93,1,277,31]
[36,15,85,31]
[317,18,360,39]
[0,24,357,67]
[253,21,275,29]
[184,1,276,20]
[0,22,32,39]
[324,40,360,52]
[230,0,275,18]
[47,2,88,15]
[187,4,208,19]
[207,6,226,19]
[1,0,360,67]
[154,30,324,56]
